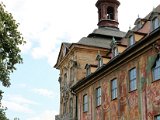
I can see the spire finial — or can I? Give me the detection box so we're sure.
[129,26,131,30]
[110,36,117,47]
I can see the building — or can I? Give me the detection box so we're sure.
[55,0,160,120]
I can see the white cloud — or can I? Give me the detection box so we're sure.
[33,88,55,98]
[2,95,37,113]
[27,110,58,120]
[1,0,98,67]
[2,100,33,113]
[7,95,37,105]
[1,0,160,66]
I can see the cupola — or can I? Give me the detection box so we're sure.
[96,0,120,28]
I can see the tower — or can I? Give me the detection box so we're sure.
[96,0,120,28]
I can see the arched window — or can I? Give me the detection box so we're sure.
[107,6,114,20]
[64,68,68,82]
[70,67,74,82]
[96,55,103,68]
[69,98,73,113]
[153,55,160,81]
[63,102,67,114]
[98,8,101,21]
[64,73,67,82]
[112,47,118,57]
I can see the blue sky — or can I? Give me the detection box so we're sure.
[0,0,159,119]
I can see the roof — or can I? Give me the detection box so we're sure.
[71,27,160,93]
[133,4,160,31]
[88,27,126,38]
[77,27,126,49]
[63,42,71,48]
[78,37,112,49]
[145,4,160,20]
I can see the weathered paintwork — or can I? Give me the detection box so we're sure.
[77,48,160,120]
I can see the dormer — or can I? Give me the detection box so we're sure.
[96,53,111,66]
[85,64,97,76]
[125,30,147,47]
[149,11,160,31]
[110,37,119,57]
[96,54,103,68]
[110,37,127,58]
[134,18,147,30]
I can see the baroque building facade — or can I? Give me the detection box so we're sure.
[55,0,160,120]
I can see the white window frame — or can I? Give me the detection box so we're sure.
[70,67,74,81]
[86,65,91,76]
[153,56,160,81]
[98,57,103,68]
[69,98,73,113]
[129,35,134,46]
[111,79,117,100]
[129,67,137,91]
[83,94,88,112]
[155,114,160,120]
[137,21,142,29]
[113,47,118,57]
[96,87,101,106]
[152,17,159,30]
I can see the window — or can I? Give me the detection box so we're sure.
[111,79,117,100]
[64,68,68,82]
[96,87,101,106]
[137,21,142,29]
[107,6,114,20]
[129,68,137,91]
[69,98,73,113]
[96,54,103,68]
[152,17,159,30]
[70,67,74,81]
[83,94,88,112]
[63,102,67,114]
[64,73,67,82]
[86,66,91,76]
[85,64,91,76]
[112,47,118,57]
[98,57,103,68]
[155,115,160,120]
[63,47,67,57]
[153,56,160,81]
[98,8,101,21]
[129,35,134,46]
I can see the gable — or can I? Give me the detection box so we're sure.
[54,43,71,69]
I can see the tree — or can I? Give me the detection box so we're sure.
[0,2,25,87]
[0,107,8,120]
[0,2,25,119]
[0,91,9,120]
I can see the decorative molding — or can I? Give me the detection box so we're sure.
[153,39,160,53]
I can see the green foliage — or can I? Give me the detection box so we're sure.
[0,3,25,87]
[0,91,9,120]
[0,106,9,120]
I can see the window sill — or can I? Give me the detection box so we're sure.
[83,111,88,113]
[111,97,117,101]
[152,79,160,83]
[96,104,101,108]
[129,89,137,93]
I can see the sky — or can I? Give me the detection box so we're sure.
[0,0,160,120]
